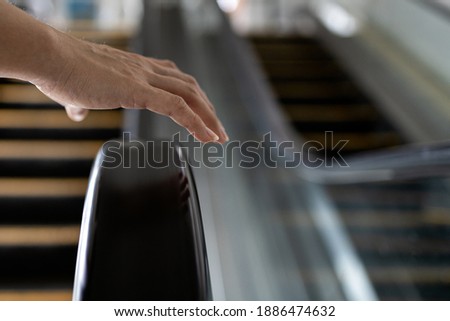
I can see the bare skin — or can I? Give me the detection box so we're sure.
[0,1,228,143]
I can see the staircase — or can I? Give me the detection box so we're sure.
[250,35,404,156]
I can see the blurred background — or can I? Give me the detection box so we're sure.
[0,0,449,301]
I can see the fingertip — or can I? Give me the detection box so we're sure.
[205,127,220,142]
[190,127,220,143]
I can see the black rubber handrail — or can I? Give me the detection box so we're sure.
[73,139,211,300]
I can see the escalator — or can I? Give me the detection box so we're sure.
[2,0,449,302]
[72,0,447,301]
[248,31,450,300]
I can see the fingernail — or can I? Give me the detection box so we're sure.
[205,127,219,142]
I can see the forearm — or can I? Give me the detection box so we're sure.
[0,0,61,83]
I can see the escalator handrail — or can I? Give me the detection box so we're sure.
[73,140,211,300]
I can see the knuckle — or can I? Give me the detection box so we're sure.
[185,112,200,130]
[172,95,186,108]
[168,95,187,117]
[163,59,177,68]
[186,83,198,96]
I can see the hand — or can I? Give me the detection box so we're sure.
[34,31,229,143]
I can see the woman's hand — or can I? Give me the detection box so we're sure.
[35,32,228,143]
[0,0,228,143]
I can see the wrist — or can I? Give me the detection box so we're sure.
[0,1,70,86]
[27,26,70,87]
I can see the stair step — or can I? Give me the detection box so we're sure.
[0,103,61,110]
[340,211,450,228]
[302,132,402,151]
[374,283,450,300]
[292,121,391,133]
[0,84,52,104]
[0,140,104,159]
[368,266,450,286]
[0,226,79,246]
[282,211,450,229]
[0,128,120,140]
[326,188,426,207]
[252,43,332,61]
[262,61,345,80]
[0,109,122,129]
[352,234,450,254]
[273,81,364,100]
[0,246,77,286]
[0,289,72,301]
[0,178,88,197]
[0,159,92,177]
[284,104,378,122]
[297,266,450,284]
[249,36,316,44]
[0,197,83,225]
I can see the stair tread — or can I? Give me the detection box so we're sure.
[0,178,88,197]
[262,60,343,76]
[0,140,104,159]
[0,196,83,224]
[282,210,450,229]
[0,289,72,301]
[0,159,92,177]
[0,109,122,129]
[273,81,364,99]
[252,43,332,61]
[0,225,80,246]
[0,84,53,104]
[302,132,402,151]
[284,104,378,122]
